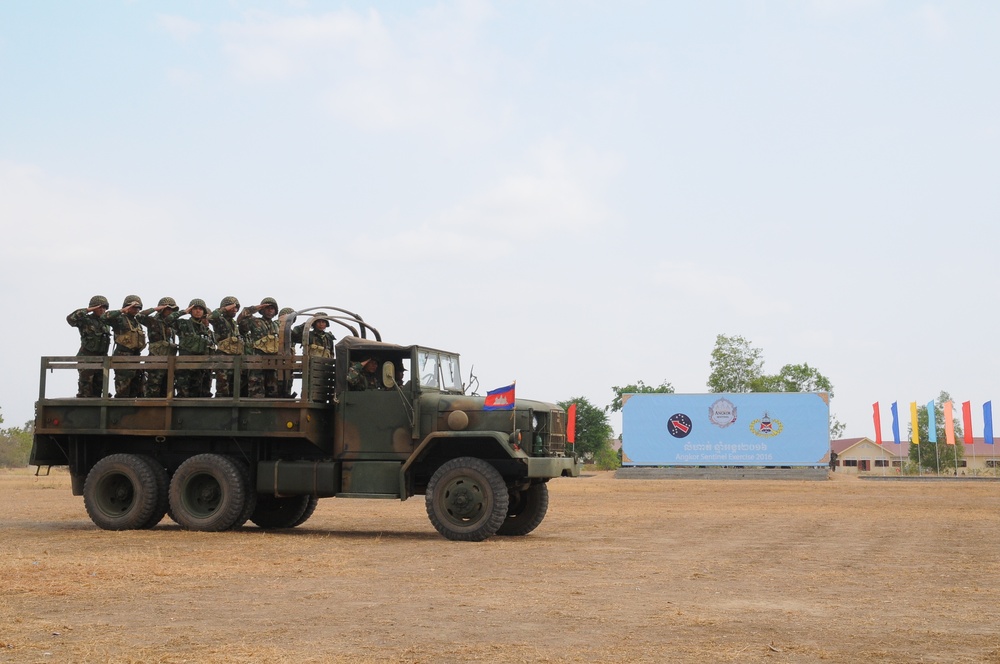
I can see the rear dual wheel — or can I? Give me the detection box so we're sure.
[168,454,248,532]
[250,494,318,529]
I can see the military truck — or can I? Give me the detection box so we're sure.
[31,307,580,541]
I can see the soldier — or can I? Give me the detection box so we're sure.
[347,357,381,391]
[238,297,280,398]
[209,296,245,398]
[102,295,147,398]
[138,297,179,398]
[167,298,216,397]
[293,313,336,359]
[66,295,111,397]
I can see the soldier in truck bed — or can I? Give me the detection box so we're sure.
[209,296,245,398]
[66,295,111,397]
[238,297,280,398]
[166,299,216,398]
[102,295,147,398]
[137,297,179,398]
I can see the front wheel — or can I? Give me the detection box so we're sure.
[83,454,159,531]
[496,483,549,536]
[169,454,247,532]
[425,457,508,542]
[250,494,312,529]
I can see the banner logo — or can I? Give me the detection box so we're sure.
[750,411,784,438]
[708,398,737,428]
[666,413,693,438]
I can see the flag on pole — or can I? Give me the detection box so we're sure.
[926,401,937,443]
[872,402,883,445]
[962,401,973,444]
[944,401,955,445]
[909,402,919,445]
[890,402,901,445]
[566,403,577,444]
[984,401,994,445]
[484,383,515,410]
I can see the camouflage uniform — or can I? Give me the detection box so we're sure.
[102,295,147,398]
[137,297,178,398]
[347,360,382,391]
[238,297,280,398]
[209,296,246,398]
[292,315,336,359]
[167,300,216,398]
[66,296,111,397]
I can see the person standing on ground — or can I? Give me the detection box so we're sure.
[66,295,111,397]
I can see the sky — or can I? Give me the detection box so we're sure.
[1,1,998,440]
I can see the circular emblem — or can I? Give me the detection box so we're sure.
[666,413,693,438]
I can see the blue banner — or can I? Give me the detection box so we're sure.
[622,393,830,466]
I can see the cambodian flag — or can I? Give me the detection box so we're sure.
[484,383,516,410]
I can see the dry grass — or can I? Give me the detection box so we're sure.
[2,468,1000,662]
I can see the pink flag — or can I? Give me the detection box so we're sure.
[944,401,955,446]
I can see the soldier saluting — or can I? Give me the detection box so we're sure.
[66,295,111,398]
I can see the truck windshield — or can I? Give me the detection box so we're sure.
[417,349,463,393]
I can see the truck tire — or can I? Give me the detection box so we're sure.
[250,494,311,529]
[425,457,509,542]
[169,454,247,532]
[83,454,159,531]
[134,455,170,529]
[496,482,549,536]
[230,459,258,530]
[291,496,320,528]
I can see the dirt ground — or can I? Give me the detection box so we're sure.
[1,469,999,664]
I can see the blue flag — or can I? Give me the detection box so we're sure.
[890,401,901,445]
[984,401,994,445]
[927,401,937,443]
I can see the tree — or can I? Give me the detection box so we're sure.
[0,409,33,468]
[706,335,845,438]
[558,396,613,461]
[609,380,674,413]
[908,391,964,473]
[707,334,764,393]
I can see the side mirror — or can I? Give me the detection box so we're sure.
[382,362,395,389]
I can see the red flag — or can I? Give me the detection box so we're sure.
[872,402,882,445]
[484,383,515,410]
[962,401,973,444]
[566,403,577,444]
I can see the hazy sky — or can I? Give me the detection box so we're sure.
[1,1,997,440]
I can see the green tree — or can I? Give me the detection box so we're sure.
[558,396,613,461]
[707,334,764,393]
[706,335,845,438]
[908,391,964,473]
[0,409,33,468]
[609,379,674,413]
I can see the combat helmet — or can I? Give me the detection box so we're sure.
[312,312,330,327]
[123,294,143,308]
[89,295,110,308]
[158,296,178,310]
[188,298,208,310]
[278,307,294,317]
[220,295,240,308]
[260,297,278,310]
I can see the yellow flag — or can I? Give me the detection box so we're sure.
[910,401,920,445]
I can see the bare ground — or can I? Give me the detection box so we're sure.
[2,468,999,663]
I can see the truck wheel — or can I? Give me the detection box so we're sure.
[230,459,258,530]
[292,496,320,528]
[169,454,247,532]
[250,494,311,529]
[135,455,170,529]
[496,483,549,536]
[425,457,509,542]
[83,454,159,531]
